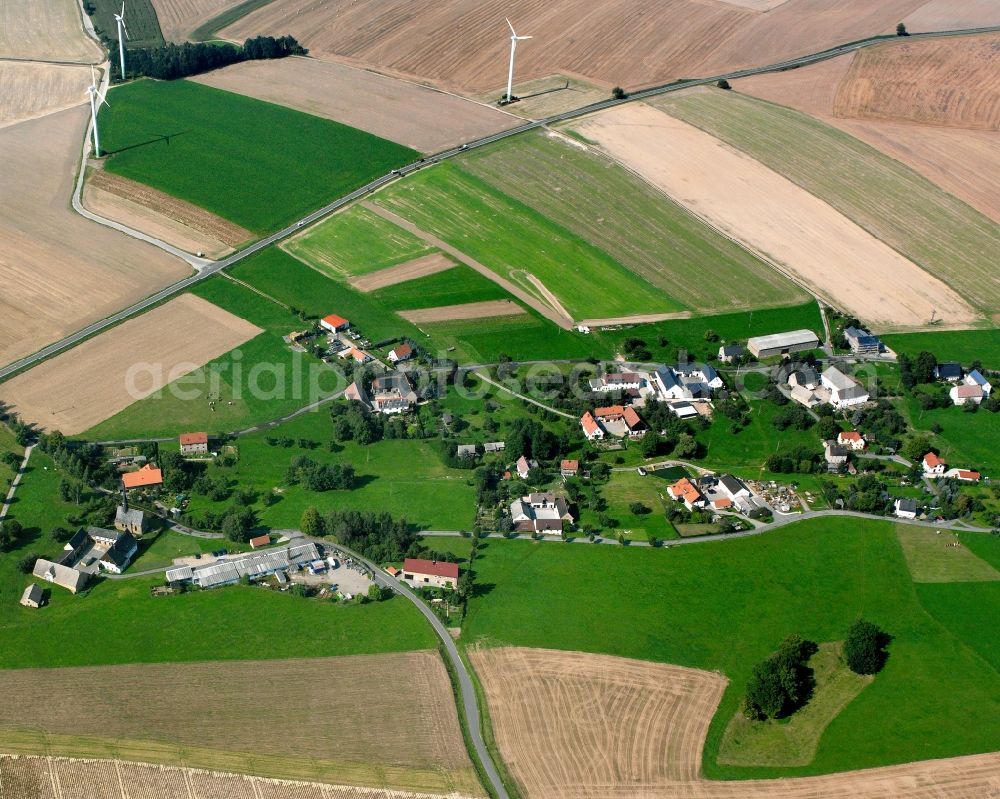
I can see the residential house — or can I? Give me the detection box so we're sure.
[19,584,44,608]
[515,455,538,480]
[711,497,734,511]
[824,443,849,468]
[121,464,163,491]
[718,344,746,363]
[654,367,691,401]
[843,326,882,356]
[250,534,271,549]
[346,347,372,365]
[98,530,138,574]
[179,432,209,455]
[821,366,870,409]
[589,372,643,392]
[456,444,478,459]
[950,383,984,406]
[669,477,707,511]
[593,405,645,438]
[581,412,605,440]
[560,459,579,477]
[936,362,963,382]
[787,366,820,390]
[371,372,417,414]
[676,362,724,393]
[483,442,505,453]
[401,558,459,590]
[923,452,946,476]
[790,384,823,409]
[345,381,371,409]
[746,329,819,359]
[669,401,699,419]
[894,498,918,519]
[966,369,992,396]
[510,493,575,533]
[32,559,89,594]
[388,343,414,363]
[945,468,981,482]
[114,505,147,535]
[837,431,866,451]
[320,314,350,334]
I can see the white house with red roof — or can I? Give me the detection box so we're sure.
[401,558,458,590]
[669,477,707,511]
[950,383,985,406]
[320,314,350,333]
[922,452,946,476]
[179,431,209,455]
[581,412,604,440]
[388,343,414,363]
[837,431,866,451]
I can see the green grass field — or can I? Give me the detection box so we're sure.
[462,131,806,314]
[99,80,417,233]
[653,89,1000,321]
[90,0,164,50]
[284,205,437,281]
[882,328,1000,369]
[369,264,510,310]
[896,525,1000,583]
[373,163,679,320]
[901,394,1000,473]
[461,520,1000,778]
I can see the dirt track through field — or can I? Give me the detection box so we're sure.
[0,295,261,435]
[361,202,573,328]
[221,0,924,94]
[0,106,190,369]
[472,647,1000,798]
[350,253,456,292]
[0,62,90,129]
[399,301,526,324]
[0,0,102,63]
[192,57,515,153]
[574,102,977,328]
[0,755,481,799]
[0,652,480,795]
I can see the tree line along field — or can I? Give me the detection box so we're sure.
[459,518,1000,779]
[651,90,1000,323]
[98,80,418,234]
[458,131,808,315]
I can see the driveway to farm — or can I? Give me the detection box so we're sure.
[4,25,1000,383]
[0,444,33,521]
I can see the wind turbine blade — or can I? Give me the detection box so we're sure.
[506,17,516,35]
[91,64,96,84]
[121,0,125,15]
[518,35,532,40]
[121,19,130,39]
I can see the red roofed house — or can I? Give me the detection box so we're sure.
[348,347,371,364]
[388,343,414,363]
[122,464,163,490]
[669,477,707,511]
[922,452,946,476]
[712,497,733,511]
[581,412,604,441]
[950,383,984,406]
[249,534,271,549]
[386,566,400,577]
[402,558,459,590]
[946,468,981,482]
[837,431,865,451]
[560,459,579,477]
[179,431,209,455]
[320,314,350,333]
[594,405,626,421]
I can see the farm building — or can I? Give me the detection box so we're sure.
[250,534,271,549]
[894,498,918,519]
[589,372,643,392]
[821,366,870,408]
[457,444,478,459]
[718,344,746,363]
[838,431,866,451]
[923,452,947,476]
[843,326,882,355]
[320,314,350,333]
[122,464,163,491]
[669,477,706,511]
[484,441,505,453]
[179,432,210,455]
[824,443,850,468]
[171,541,321,589]
[966,369,992,395]
[165,565,194,584]
[515,455,538,479]
[935,362,963,382]
[388,343,414,363]
[401,558,459,590]
[669,401,699,419]
[950,383,984,405]
[786,365,819,390]
[594,405,645,438]
[510,492,575,533]
[98,530,139,574]
[20,584,44,608]
[747,329,819,358]
[114,505,147,535]
[32,559,89,594]
[945,468,981,482]
[372,372,417,414]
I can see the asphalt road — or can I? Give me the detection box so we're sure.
[3,24,1000,385]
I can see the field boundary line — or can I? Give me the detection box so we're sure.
[219,272,290,309]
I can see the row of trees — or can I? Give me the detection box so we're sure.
[112,36,307,82]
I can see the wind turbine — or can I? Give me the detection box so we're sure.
[114,1,129,80]
[87,66,110,157]
[504,18,531,103]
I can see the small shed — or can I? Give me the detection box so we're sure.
[250,534,271,549]
[20,584,44,608]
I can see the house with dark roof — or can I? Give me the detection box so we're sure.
[20,584,44,608]
[844,326,881,356]
[456,444,478,459]
[821,366,870,409]
[99,530,138,574]
[115,506,148,535]
[718,344,746,363]
[936,362,963,382]
[371,372,418,415]
[510,493,575,533]
[894,498,918,519]
[824,442,850,468]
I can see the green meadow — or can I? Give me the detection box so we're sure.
[902,394,1000,473]
[99,80,417,233]
[882,327,1000,369]
[461,520,1000,778]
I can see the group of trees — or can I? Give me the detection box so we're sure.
[111,36,306,82]
[286,456,355,492]
[764,445,823,475]
[301,507,416,562]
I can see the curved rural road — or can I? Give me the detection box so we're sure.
[4,25,1000,384]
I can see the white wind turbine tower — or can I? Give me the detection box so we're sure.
[504,18,532,103]
[114,1,129,80]
[87,66,110,157]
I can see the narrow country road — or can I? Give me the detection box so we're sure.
[0,445,33,521]
[474,370,575,419]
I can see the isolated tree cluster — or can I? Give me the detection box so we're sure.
[743,634,818,720]
[844,619,890,675]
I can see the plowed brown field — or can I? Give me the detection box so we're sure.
[0,106,189,369]
[0,755,480,799]
[221,0,924,94]
[0,653,481,795]
[350,253,455,292]
[0,62,90,129]
[834,35,1000,129]
[399,300,526,324]
[0,0,102,63]
[903,0,1000,31]
[472,647,1000,799]
[151,0,248,42]
[0,295,261,435]
[191,57,514,152]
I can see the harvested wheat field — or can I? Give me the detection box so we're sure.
[471,647,1000,799]
[400,301,526,324]
[0,62,90,129]
[0,295,261,435]
[84,169,252,258]
[192,58,514,153]
[0,106,189,368]
[0,653,480,795]
[903,0,1000,31]
[834,35,1000,129]
[0,0,102,62]
[151,0,248,42]
[734,54,854,118]
[221,0,923,95]
[0,756,479,799]
[351,253,456,292]
[573,103,976,328]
